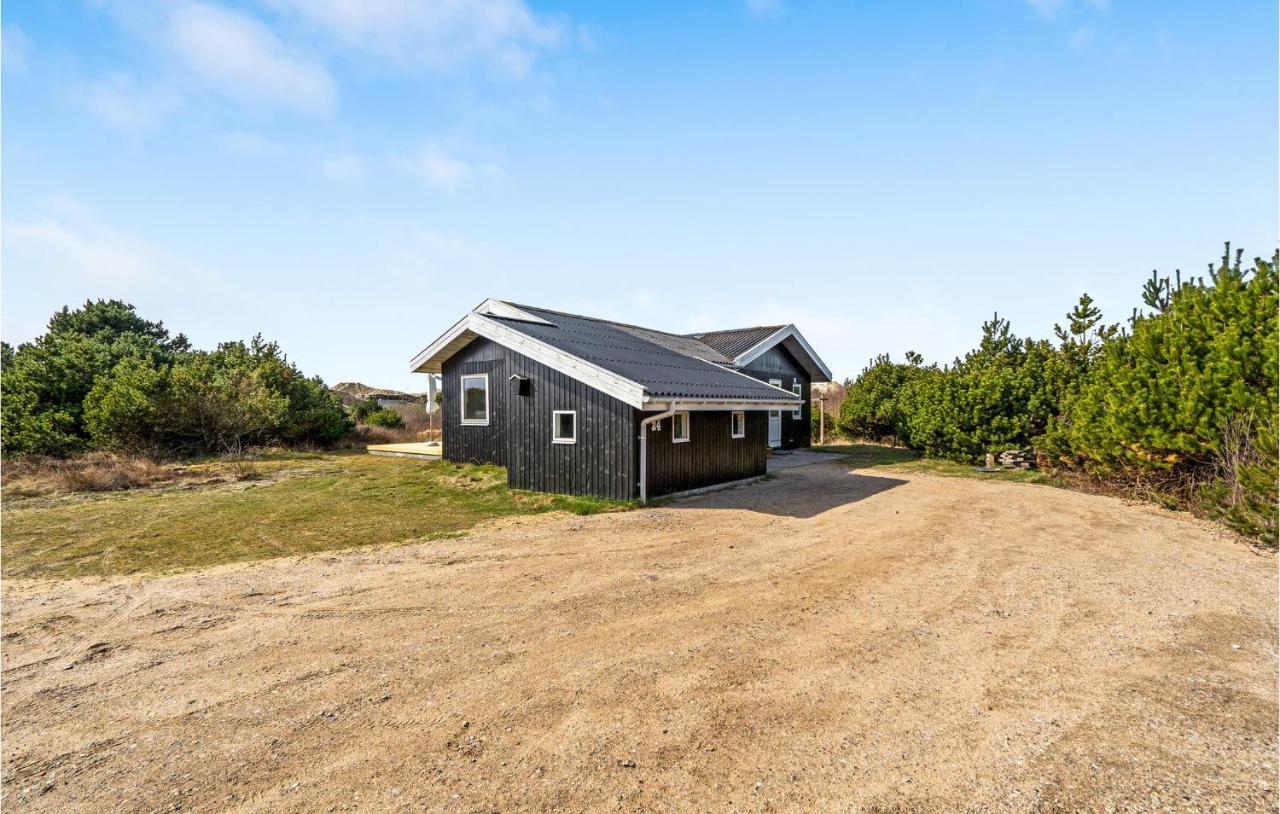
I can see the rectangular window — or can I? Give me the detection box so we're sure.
[552,410,576,444]
[672,411,690,443]
[730,411,745,439]
[460,374,489,425]
[792,380,803,419]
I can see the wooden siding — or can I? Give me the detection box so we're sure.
[442,337,638,500]
[738,344,811,449]
[642,410,768,497]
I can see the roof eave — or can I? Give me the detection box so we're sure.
[734,325,834,382]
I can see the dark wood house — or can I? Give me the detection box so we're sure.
[410,299,833,501]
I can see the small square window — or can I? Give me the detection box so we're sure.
[672,411,690,443]
[792,381,803,419]
[461,374,489,425]
[730,411,745,439]
[552,410,576,444]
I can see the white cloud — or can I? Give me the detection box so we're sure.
[393,146,501,190]
[219,131,286,156]
[94,0,336,115]
[6,217,172,285]
[263,0,565,79]
[3,25,30,74]
[321,152,365,181]
[1069,27,1094,49]
[744,0,785,18]
[2,203,243,321]
[1023,0,1066,18]
[166,1,336,113]
[82,73,180,130]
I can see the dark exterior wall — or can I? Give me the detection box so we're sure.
[738,344,811,449]
[441,338,509,467]
[441,338,638,501]
[641,410,768,497]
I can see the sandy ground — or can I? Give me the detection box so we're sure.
[2,461,1276,812]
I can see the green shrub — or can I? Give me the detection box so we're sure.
[1039,246,1277,477]
[838,353,925,443]
[8,301,351,457]
[363,408,405,429]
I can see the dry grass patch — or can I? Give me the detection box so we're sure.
[1,451,626,580]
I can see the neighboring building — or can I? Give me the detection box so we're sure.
[331,380,440,413]
[410,299,832,501]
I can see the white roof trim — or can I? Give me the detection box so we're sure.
[642,399,802,411]
[473,298,554,325]
[410,312,648,408]
[734,324,834,382]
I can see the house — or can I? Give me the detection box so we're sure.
[332,381,440,412]
[410,299,833,501]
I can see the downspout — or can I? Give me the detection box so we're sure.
[638,402,678,504]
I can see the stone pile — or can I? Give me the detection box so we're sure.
[998,449,1037,470]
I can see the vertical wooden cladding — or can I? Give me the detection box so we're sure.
[642,410,768,497]
[441,339,508,467]
[739,344,811,449]
[442,337,637,501]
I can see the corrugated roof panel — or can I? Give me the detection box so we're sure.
[490,304,797,402]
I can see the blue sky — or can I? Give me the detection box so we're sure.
[3,0,1276,390]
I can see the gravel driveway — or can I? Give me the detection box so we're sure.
[3,460,1275,812]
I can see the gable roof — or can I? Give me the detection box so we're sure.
[410,299,829,409]
[689,326,786,360]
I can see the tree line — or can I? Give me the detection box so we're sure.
[836,244,1278,542]
[1,300,352,457]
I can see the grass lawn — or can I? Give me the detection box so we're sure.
[1,451,626,580]
[811,442,1060,486]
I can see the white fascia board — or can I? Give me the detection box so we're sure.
[409,314,474,373]
[734,325,834,382]
[410,313,645,406]
[642,399,802,412]
[469,314,648,408]
[472,298,554,325]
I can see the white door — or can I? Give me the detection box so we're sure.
[768,378,783,447]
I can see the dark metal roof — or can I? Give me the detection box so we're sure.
[493,303,797,402]
[687,325,785,359]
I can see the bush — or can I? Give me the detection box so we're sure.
[1198,413,1278,542]
[4,300,351,458]
[363,408,405,429]
[838,353,925,443]
[836,243,1278,544]
[1039,246,1277,481]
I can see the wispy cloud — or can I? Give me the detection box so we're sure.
[263,0,566,79]
[1023,0,1067,19]
[393,146,502,190]
[321,152,365,181]
[1069,26,1094,49]
[96,0,336,115]
[3,25,30,74]
[82,73,180,130]
[166,1,336,113]
[744,0,786,19]
[219,131,286,156]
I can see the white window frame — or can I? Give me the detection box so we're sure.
[459,373,490,426]
[792,380,803,419]
[672,411,690,444]
[730,411,745,439]
[551,410,577,444]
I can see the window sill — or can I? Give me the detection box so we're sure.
[460,420,489,426]
[552,439,576,445]
[672,438,690,444]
